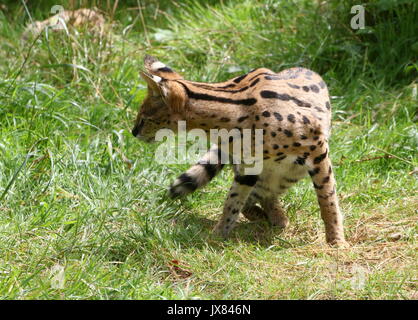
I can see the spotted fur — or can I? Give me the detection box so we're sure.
[132,55,348,248]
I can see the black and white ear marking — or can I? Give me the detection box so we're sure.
[140,71,162,83]
[144,54,170,73]
[151,61,169,72]
[139,71,164,96]
[143,54,182,80]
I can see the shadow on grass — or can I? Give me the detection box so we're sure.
[94,214,293,265]
[89,194,302,264]
[171,212,294,250]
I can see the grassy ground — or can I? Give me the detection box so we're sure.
[0,0,416,299]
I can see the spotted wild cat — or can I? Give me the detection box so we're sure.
[132,55,348,248]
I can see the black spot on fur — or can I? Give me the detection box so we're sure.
[310,84,319,93]
[262,111,271,117]
[295,157,306,165]
[287,83,300,89]
[302,116,311,124]
[291,97,303,107]
[260,91,291,101]
[235,174,259,186]
[283,129,293,137]
[313,150,328,164]
[275,155,287,161]
[264,75,282,80]
[308,167,320,176]
[287,114,296,123]
[238,116,249,122]
[273,112,283,121]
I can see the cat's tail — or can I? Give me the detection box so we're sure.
[169,145,225,198]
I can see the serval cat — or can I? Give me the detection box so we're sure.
[132,55,348,248]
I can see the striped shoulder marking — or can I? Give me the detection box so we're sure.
[177,81,257,106]
[260,90,312,108]
[189,83,251,94]
[231,68,272,84]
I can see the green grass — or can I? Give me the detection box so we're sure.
[0,0,417,299]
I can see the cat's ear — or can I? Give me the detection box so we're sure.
[140,71,186,114]
[139,71,166,97]
[143,55,183,80]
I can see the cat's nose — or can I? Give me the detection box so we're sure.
[132,126,139,137]
[132,120,144,137]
